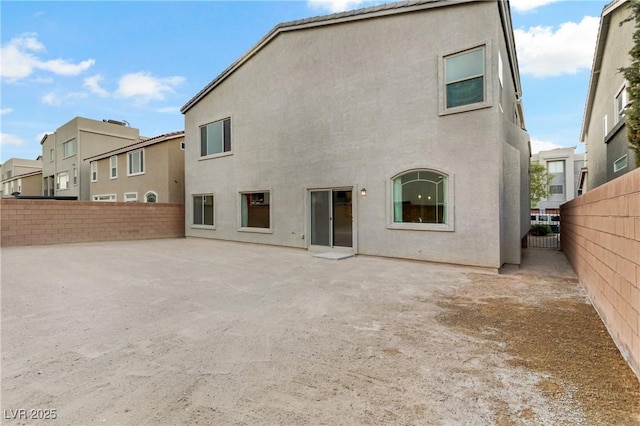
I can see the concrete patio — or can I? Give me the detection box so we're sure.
[2,238,638,425]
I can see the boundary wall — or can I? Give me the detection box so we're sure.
[1,199,184,247]
[561,168,640,380]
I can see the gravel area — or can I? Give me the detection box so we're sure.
[2,238,638,425]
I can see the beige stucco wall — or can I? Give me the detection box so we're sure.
[41,117,140,200]
[184,2,528,269]
[585,4,634,190]
[90,137,185,203]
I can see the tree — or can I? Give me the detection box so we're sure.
[530,162,552,208]
[620,0,640,167]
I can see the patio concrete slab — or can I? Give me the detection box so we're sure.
[1,239,638,425]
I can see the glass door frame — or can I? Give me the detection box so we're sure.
[307,186,356,252]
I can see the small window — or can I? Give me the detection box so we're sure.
[240,191,270,229]
[200,118,231,157]
[538,215,548,222]
[614,154,628,173]
[180,142,186,150]
[128,149,144,176]
[93,194,116,202]
[91,161,97,182]
[110,156,118,179]
[144,191,158,203]
[49,148,54,162]
[549,185,564,195]
[62,139,76,158]
[530,215,537,221]
[444,47,485,109]
[56,171,69,190]
[193,194,214,226]
[73,167,77,186]
[5,170,12,179]
[392,170,448,225]
[124,192,138,202]
[615,85,628,123]
[547,161,564,174]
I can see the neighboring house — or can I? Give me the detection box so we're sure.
[180,0,530,269]
[1,157,43,197]
[85,131,185,203]
[41,117,140,199]
[531,147,585,212]
[580,0,635,192]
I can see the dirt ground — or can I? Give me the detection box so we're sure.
[1,239,639,425]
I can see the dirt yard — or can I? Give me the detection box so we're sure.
[1,239,639,425]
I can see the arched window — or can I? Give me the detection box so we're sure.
[144,191,158,203]
[392,170,447,224]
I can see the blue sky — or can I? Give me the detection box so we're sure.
[1,0,610,162]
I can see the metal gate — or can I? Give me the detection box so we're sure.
[528,213,561,249]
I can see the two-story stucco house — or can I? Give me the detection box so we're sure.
[1,157,43,197]
[531,147,585,212]
[580,0,636,192]
[85,131,185,203]
[181,0,530,269]
[41,117,140,199]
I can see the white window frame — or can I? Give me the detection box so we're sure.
[192,193,215,228]
[56,171,69,190]
[613,154,628,173]
[180,141,185,150]
[199,117,232,159]
[387,168,454,232]
[110,156,118,179]
[127,149,145,176]
[144,191,158,203]
[93,194,116,202]
[614,83,629,124]
[49,148,54,162]
[603,114,608,138]
[73,167,78,186]
[439,43,491,116]
[91,161,97,182]
[62,139,76,158]
[238,190,272,233]
[124,192,138,202]
[549,184,564,195]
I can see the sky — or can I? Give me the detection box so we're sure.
[0,0,612,163]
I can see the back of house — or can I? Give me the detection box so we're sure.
[181,0,529,269]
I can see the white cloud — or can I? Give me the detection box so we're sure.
[83,74,110,97]
[1,107,13,115]
[530,137,564,154]
[41,92,61,106]
[510,0,561,13]
[515,16,599,77]
[156,106,179,114]
[0,133,24,146]
[115,72,185,103]
[0,33,94,82]
[307,0,382,13]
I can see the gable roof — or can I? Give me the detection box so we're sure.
[181,0,521,114]
[84,131,184,162]
[580,0,630,142]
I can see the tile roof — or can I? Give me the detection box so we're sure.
[84,130,184,162]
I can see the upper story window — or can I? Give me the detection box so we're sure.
[547,160,564,174]
[614,154,628,173]
[128,149,144,176]
[110,156,118,179]
[615,84,629,123]
[91,161,97,182]
[444,46,485,109]
[49,148,54,162]
[73,167,77,186]
[62,139,76,158]
[392,170,448,225]
[200,118,231,157]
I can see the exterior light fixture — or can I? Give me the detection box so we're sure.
[360,188,367,196]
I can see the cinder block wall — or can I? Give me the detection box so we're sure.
[561,168,640,380]
[1,199,185,247]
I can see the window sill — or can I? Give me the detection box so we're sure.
[199,151,233,161]
[191,224,216,230]
[238,227,272,234]
[127,172,145,177]
[62,154,76,160]
[110,176,118,180]
[387,222,454,232]
[439,101,491,116]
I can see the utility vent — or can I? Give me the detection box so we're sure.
[103,119,129,127]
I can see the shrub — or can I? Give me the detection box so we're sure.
[530,224,552,236]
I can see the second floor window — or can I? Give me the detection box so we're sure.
[91,161,97,182]
[62,140,76,158]
[110,156,118,179]
[128,149,144,176]
[201,118,231,157]
[615,85,628,123]
[444,47,485,109]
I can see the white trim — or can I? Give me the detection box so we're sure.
[603,114,608,139]
[614,82,628,124]
[124,192,138,202]
[127,148,145,176]
[200,117,232,158]
[110,155,118,179]
[91,161,97,182]
[93,194,116,202]
[144,191,158,203]
[191,193,215,228]
[62,139,76,159]
[613,154,628,173]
